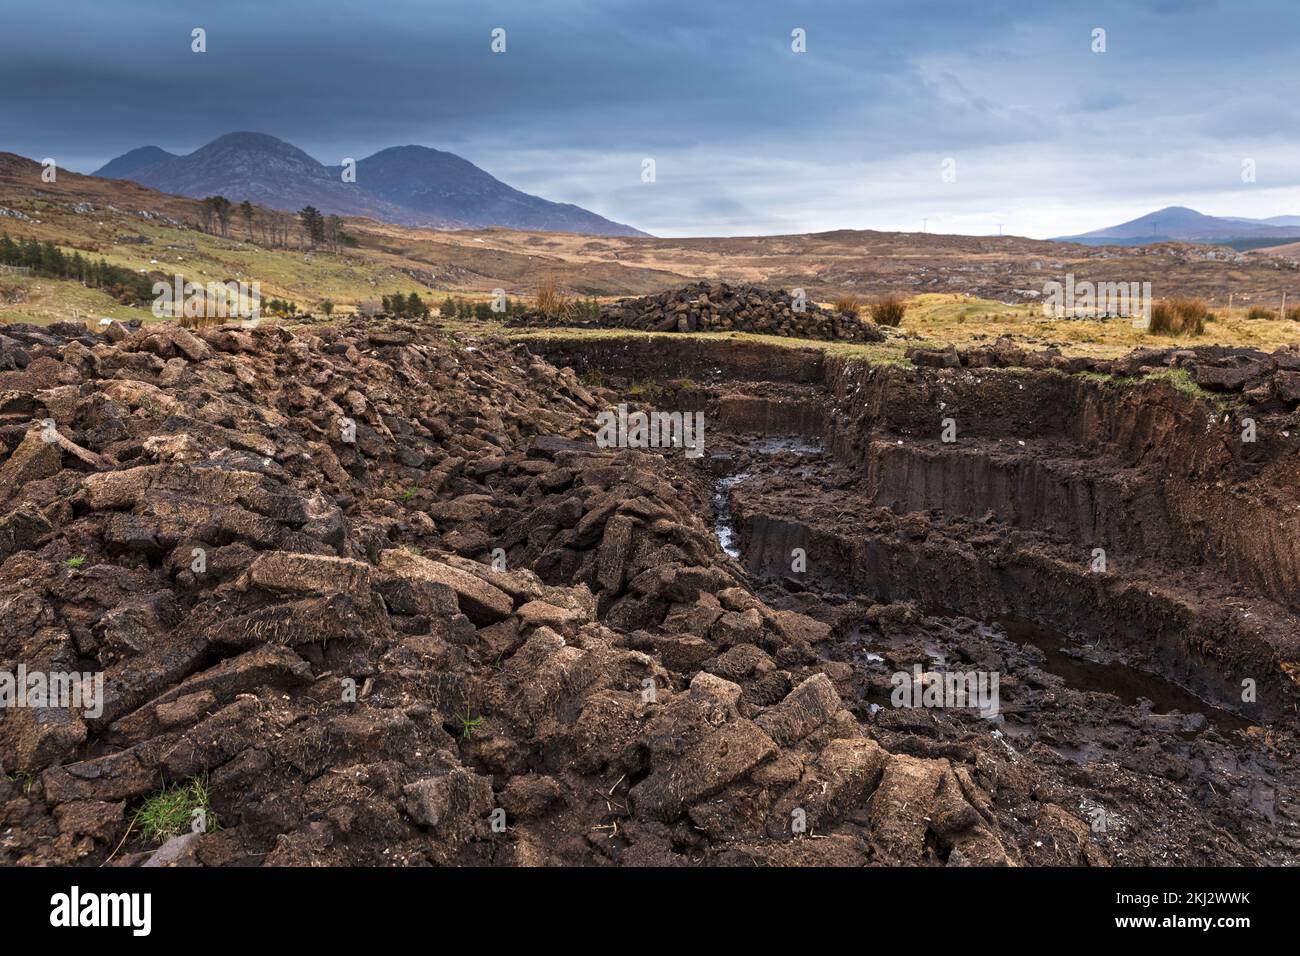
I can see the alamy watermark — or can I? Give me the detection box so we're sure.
[1042,274,1151,328]
[1,665,103,719]
[50,886,151,936]
[595,404,704,458]
[152,275,261,323]
[891,664,1000,717]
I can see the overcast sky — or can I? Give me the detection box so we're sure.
[3,0,1299,238]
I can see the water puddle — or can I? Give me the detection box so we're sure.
[748,436,824,455]
[848,611,1248,737]
[712,473,748,558]
[845,611,1249,738]
[710,436,823,558]
[988,614,1250,734]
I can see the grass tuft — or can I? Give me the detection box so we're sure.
[4,770,37,794]
[138,774,217,844]
[453,709,484,739]
[535,274,572,320]
[1149,298,1208,337]
[870,294,908,327]
[1147,367,1208,398]
[833,293,862,316]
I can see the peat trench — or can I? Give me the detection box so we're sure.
[535,336,1300,860]
[712,436,1250,734]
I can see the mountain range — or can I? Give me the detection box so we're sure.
[1055,206,1300,249]
[92,132,647,237]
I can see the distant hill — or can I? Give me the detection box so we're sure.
[93,132,648,237]
[335,145,644,237]
[92,146,178,180]
[1055,205,1300,248]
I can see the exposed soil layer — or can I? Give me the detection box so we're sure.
[1,321,1297,867]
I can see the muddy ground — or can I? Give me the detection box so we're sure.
[1,318,1297,866]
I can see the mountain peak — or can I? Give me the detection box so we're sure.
[203,131,303,153]
[372,144,455,157]
[188,132,325,170]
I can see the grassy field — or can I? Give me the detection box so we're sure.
[0,218,468,325]
[6,260,1297,371]
[0,274,150,324]
[878,293,1300,358]
[476,292,1300,367]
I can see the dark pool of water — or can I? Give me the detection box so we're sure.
[983,613,1249,734]
[748,437,825,455]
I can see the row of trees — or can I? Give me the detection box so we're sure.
[297,206,349,252]
[0,234,154,305]
[296,205,351,251]
[438,295,529,320]
[264,298,300,317]
[356,293,521,319]
[2,233,591,324]
[381,292,430,317]
[199,196,234,235]
[195,197,352,253]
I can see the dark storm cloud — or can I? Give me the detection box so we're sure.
[2,0,1299,236]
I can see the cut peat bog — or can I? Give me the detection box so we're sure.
[2,296,1298,871]
[5,4,1300,908]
